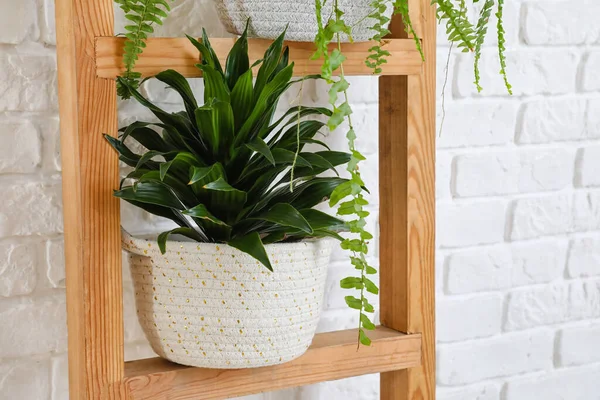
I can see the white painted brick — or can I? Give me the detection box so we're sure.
[125,342,157,362]
[0,0,38,44]
[446,240,567,294]
[40,117,61,172]
[577,146,600,188]
[437,151,453,200]
[581,52,600,92]
[0,295,67,357]
[41,0,56,45]
[437,329,553,385]
[505,365,600,400]
[518,98,593,144]
[437,294,503,342]
[572,191,600,233]
[438,101,517,148]
[297,374,378,400]
[587,98,600,140]
[0,241,38,297]
[51,354,68,400]
[510,194,572,240]
[436,252,444,294]
[523,2,600,45]
[46,239,65,288]
[454,149,574,197]
[505,280,600,331]
[124,281,147,343]
[558,324,600,367]
[316,308,366,333]
[5,1,600,398]
[437,383,500,400]
[436,50,457,102]
[0,120,41,173]
[0,54,58,112]
[438,201,507,248]
[455,50,578,97]
[0,358,50,400]
[0,180,63,238]
[567,237,600,278]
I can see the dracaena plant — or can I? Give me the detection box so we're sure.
[105,27,352,271]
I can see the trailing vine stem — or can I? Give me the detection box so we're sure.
[496,0,513,94]
[314,0,379,347]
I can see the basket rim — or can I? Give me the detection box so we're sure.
[121,228,335,258]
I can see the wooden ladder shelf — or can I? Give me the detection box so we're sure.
[55,1,436,399]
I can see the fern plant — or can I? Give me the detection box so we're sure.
[114,0,173,98]
[106,27,352,268]
[364,0,511,93]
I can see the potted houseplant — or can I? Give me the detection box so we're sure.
[113,0,512,348]
[107,27,357,368]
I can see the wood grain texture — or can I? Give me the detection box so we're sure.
[123,328,421,400]
[55,0,124,398]
[95,37,424,78]
[379,7,436,400]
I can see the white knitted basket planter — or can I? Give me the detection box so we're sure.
[122,230,333,369]
[214,0,393,42]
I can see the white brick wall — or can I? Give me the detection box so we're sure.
[1,0,600,398]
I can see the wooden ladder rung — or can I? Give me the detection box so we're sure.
[122,327,421,400]
[95,37,424,79]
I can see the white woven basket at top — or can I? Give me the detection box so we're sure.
[122,230,333,369]
[214,0,393,42]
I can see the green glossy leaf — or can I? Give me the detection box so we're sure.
[157,227,201,254]
[340,277,363,289]
[364,277,379,295]
[230,69,254,131]
[329,180,353,207]
[189,163,224,185]
[359,329,372,346]
[114,182,184,209]
[360,313,376,330]
[155,69,198,122]
[248,203,313,234]
[197,64,230,104]
[300,209,347,231]
[246,137,275,166]
[253,30,287,103]
[224,23,250,90]
[228,232,273,271]
[345,296,362,310]
[182,204,230,226]
[186,34,217,70]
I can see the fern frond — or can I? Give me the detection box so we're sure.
[473,0,494,92]
[496,0,512,94]
[435,0,476,52]
[393,0,424,61]
[115,0,173,99]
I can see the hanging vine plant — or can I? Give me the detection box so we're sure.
[311,0,512,345]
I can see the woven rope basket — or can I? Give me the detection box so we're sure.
[122,230,333,369]
[214,0,393,42]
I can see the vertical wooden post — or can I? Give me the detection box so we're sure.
[379,0,436,398]
[55,0,124,398]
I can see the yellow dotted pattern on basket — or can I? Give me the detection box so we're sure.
[125,233,333,369]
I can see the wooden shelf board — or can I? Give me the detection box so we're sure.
[122,327,421,400]
[95,37,423,79]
